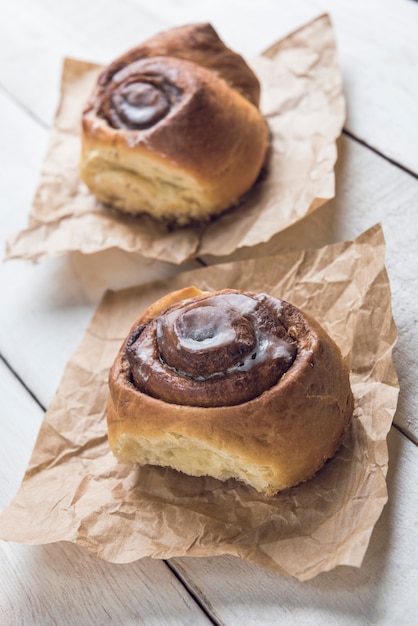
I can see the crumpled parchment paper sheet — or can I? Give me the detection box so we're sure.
[0,225,399,581]
[5,13,345,265]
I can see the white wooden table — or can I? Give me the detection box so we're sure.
[1,1,417,623]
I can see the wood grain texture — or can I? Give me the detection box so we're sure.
[0,542,213,626]
[0,359,44,509]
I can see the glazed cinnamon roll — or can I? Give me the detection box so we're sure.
[107,287,354,495]
[80,23,269,226]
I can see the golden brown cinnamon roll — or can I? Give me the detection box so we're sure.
[80,24,269,226]
[107,287,354,495]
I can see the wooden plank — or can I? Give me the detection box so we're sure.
[0,86,94,406]
[324,0,418,174]
[0,542,214,626]
[0,87,48,227]
[168,427,418,625]
[0,360,213,626]
[0,359,44,507]
[0,0,416,172]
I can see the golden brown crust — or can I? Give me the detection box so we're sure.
[106,288,354,495]
[96,23,261,107]
[80,24,269,226]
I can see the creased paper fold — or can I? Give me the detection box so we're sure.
[0,225,399,581]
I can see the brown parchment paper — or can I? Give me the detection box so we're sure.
[0,225,399,581]
[5,13,345,265]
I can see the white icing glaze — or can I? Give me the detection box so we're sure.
[174,295,255,352]
[134,293,295,383]
[178,326,236,351]
[158,293,292,376]
[121,103,156,125]
[256,292,283,317]
[226,335,294,375]
[133,340,154,381]
[219,292,259,315]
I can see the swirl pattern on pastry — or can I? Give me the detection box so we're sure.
[80,23,269,226]
[107,287,354,495]
[98,63,180,130]
[126,291,297,407]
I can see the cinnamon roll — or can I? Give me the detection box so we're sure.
[80,23,269,226]
[107,287,353,495]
